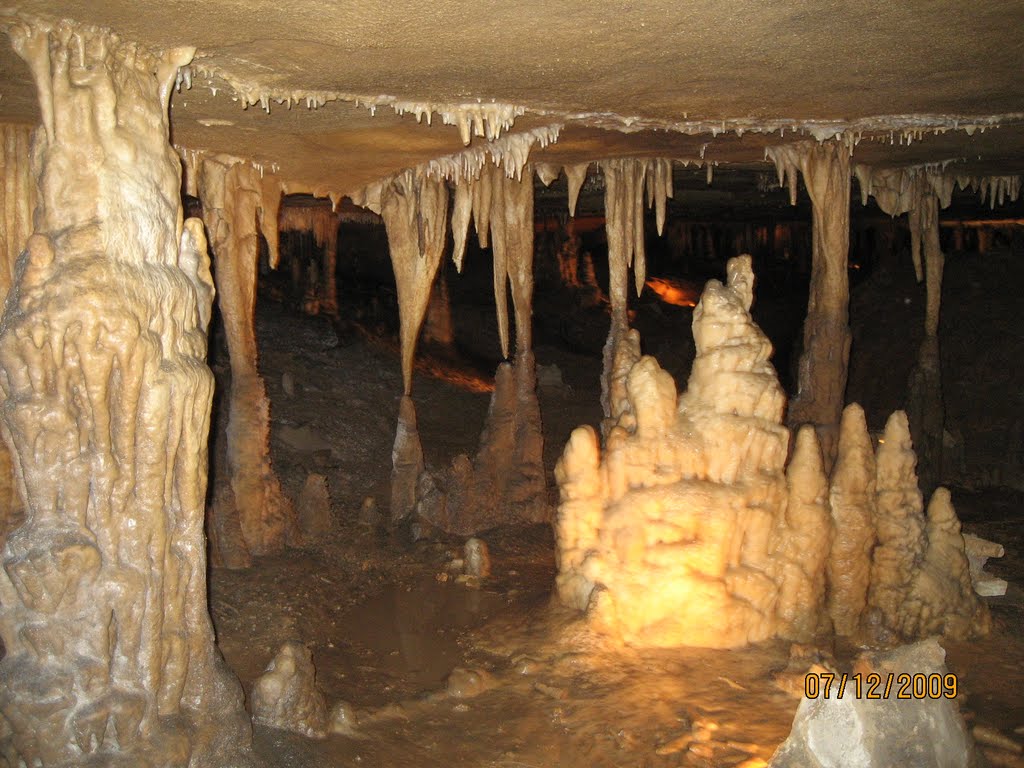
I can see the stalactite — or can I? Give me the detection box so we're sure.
[0,19,251,766]
[379,169,448,522]
[416,163,548,534]
[279,204,340,317]
[0,123,34,541]
[199,155,294,559]
[564,162,590,217]
[767,141,851,468]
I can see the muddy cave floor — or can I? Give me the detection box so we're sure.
[207,298,1024,768]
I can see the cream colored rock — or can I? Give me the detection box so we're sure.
[0,123,34,540]
[200,154,294,558]
[556,255,803,648]
[768,141,851,468]
[252,641,329,739]
[827,404,878,636]
[0,20,251,766]
[378,169,448,523]
[900,488,990,640]
[962,533,1007,597]
[464,537,492,578]
[868,411,927,634]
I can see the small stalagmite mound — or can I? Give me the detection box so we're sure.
[251,642,329,739]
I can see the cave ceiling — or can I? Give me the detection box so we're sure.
[1,1,1023,197]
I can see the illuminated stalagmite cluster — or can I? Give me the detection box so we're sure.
[0,20,251,767]
[555,255,989,649]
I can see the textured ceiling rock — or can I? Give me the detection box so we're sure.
[2,3,1023,194]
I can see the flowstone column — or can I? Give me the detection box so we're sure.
[768,141,852,468]
[0,123,34,539]
[199,155,293,562]
[0,21,251,767]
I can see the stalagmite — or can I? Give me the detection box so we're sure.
[827,404,878,636]
[417,163,548,534]
[555,255,986,649]
[199,155,294,559]
[901,488,991,640]
[0,123,34,539]
[0,20,251,766]
[555,256,798,648]
[379,169,449,522]
[251,642,329,739]
[767,141,852,468]
[772,425,831,642]
[421,270,456,352]
[869,411,927,633]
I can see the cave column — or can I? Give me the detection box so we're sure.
[320,214,339,317]
[199,156,293,560]
[0,21,250,766]
[0,123,34,541]
[772,141,852,468]
[907,182,944,494]
[380,170,448,523]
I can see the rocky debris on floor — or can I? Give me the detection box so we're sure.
[358,495,382,527]
[963,533,1008,597]
[464,537,491,578]
[328,701,358,736]
[769,638,975,768]
[297,473,332,538]
[445,667,496,699]
[282,371,296,397]
[251,641,329,739]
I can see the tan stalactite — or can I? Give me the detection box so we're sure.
[261,175,283,269]
[0,20,250,766]
[380,169,448,523]
[768,141,852,468]
[449,162,535,358]
[199,155,293,558]
[381,169,449,396]
[564,162,590,218]
[0,123,34,539]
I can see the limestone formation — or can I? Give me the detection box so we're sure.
[379,169,448,522]
[767,141,852,467]
[279,204,340,316]
[199,155,294,560]
[297,473,332,538]
[0,20,251,766]
[962,533,1007,597]
[0,123,34,539]
[464,537,492,578]
[555,255,989,649]
[556,256,803,648]
[415,165,549,534]
[251,642,329,739]
[826,404,878,636]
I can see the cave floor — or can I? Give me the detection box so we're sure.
[207,298,1024,767]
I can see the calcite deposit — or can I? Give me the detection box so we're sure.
[251,642,329,739]
[199,154,294,560]
[767,141,852,466]
[0,20,251,766]
[555,255,989,648]
[414,164,549,534]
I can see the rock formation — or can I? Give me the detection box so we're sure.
[279,204,340,317]
[378,169,448,523]
[826,404,878,636]
[416,163,549,534]
[767,141,852,468]
[0,20,251,766]
[199,155,294,560]
[0,123,34,540]
[555,254,989,649]
[251,641,329,739]
[770,639,977,768]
